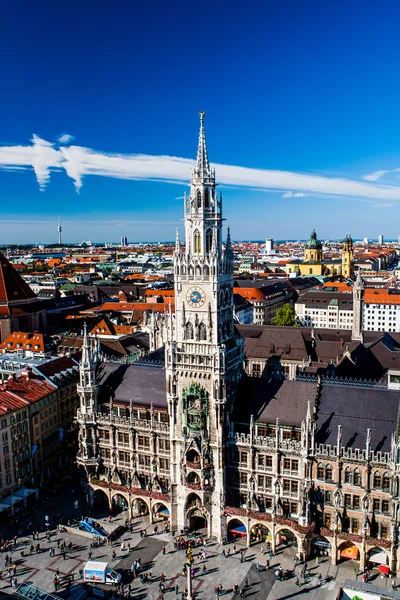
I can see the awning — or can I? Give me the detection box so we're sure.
[230,525,247,536]
[369,551,388,565]
[14,487,35,499]
[0,502,10,512]
[2,494,23,506]
[158,508,169,516]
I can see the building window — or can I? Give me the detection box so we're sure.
[382,500,389,514]
[325,464,333,482]
[381,524,389,539]
[373,471,381,488]
[344,494,351,507]
[324,513,331,528]
[373,499,380,513]
[353,495,360,509]
[382,472,390,491]
[252,363,261,377]
[317,463,324,480]
[239,451,248,466]
[352,519,359,534]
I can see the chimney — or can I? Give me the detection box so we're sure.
[21,368,32,380]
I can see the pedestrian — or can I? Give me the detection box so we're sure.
[89,551,93,560]
[266,559,269,569]
[315,555,319,565]
[57,539,60,548]
[175,584,179,595]
[112,550,116,560]
[295,576,300,587]
[245,577,248,588]
[162,546,166,555]
[62,551,66,560]
[79,568,83,579]
[240,589,245,598]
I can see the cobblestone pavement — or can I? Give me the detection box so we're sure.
[0,508,396,599]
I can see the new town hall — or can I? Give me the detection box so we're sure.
[77,114,400,574]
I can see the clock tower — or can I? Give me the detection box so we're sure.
[165,112,243,540]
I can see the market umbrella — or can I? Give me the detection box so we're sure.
[378,565,390,575]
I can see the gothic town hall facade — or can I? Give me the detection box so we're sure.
[77,114,400,574]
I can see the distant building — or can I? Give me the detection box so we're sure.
[378,234,383,245]
[121,236,128,247]
[296,291,353,329]
[265,238,274,254]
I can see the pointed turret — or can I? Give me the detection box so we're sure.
[194,111,211,179]
[81,322,91,368]
[175,227,181,254]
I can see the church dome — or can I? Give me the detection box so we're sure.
[305,229,322,250]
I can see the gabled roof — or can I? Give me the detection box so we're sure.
[0,251,37,305]
[0,332,48,353]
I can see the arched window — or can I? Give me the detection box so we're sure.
[181,264,186,275]
[194,230,201,254]
[225,289,230,305]
[206,229,213,254]
[373,471,381,488]
[195,264,202,277]
[196,190,201,208]
[204,265,210,280]
[204,188,209,208]
[199,323,207,341]
[344,467,352,484]
[311,253,314,260]
[186,322,194,340]
[382,472,390,491]
[353,468,361,486]
[317,463,324,480]
[325,464,333,482]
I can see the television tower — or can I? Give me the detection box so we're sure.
[58,216,62,246]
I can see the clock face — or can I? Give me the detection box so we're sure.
[187,286,206,308]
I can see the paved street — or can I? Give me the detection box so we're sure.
[0,475,395,599]
[0,516,345,599]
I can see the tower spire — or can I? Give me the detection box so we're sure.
[82,322,90,367]
[175,227,181,254]
[194,111,211,178]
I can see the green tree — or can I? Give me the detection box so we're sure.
[272,303,298,326]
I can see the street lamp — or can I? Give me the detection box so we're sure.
[186,545,194,600]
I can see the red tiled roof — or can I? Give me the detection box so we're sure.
[0,332,46,353]
[0,251,36,304]
[0,374,55,406]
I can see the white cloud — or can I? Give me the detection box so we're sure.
[57,133,75,145]
[282,191,308,198]
[2,135,400,203]
[363,170,390,182]
[371,202,395,208]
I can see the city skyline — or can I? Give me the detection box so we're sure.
[3,1,400,242]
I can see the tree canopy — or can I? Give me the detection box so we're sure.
[272,303,298,326]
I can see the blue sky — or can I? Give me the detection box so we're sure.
[2,0,400,243]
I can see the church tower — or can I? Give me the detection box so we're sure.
[352,270,364,341]
[165,112,243,540]
[341,234,354,278]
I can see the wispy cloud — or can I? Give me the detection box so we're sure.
[363,170,391,182]
[371,202,395,208]
[282,191,308,198]
[2,135,400,202]
[57,133,75,145]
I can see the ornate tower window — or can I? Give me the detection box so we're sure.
[197,190,202,208]
[194,230,201,254]
[199,322,207,341]
[206,229,213,254]
[186,322,194,339]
